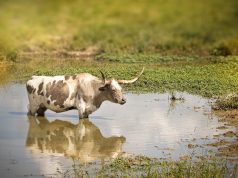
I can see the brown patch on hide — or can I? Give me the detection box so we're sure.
[72,75,77,80]
[37,82,44,96]
[37,103,47,116]
[46,80,69,108]
[65,76,70,80]
[26,84,35,94]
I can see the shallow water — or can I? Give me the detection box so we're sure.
[0,84,236,177]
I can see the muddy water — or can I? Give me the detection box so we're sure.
[0,84,236,177]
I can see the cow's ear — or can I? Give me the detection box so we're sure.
[99,84,109,91]
[99,86,106,91]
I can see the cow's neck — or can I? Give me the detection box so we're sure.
[91,81,107,108]
[93,91,107,108]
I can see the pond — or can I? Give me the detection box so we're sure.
[0,84,236,177]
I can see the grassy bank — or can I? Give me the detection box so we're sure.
[0,55,236,98]
[56,156,237,178]
[0,0,238,58]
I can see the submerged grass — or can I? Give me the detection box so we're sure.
[56,156,237,178]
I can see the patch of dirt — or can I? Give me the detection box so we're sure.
[214,109,238,129]
[179,155,191,161]
[223,131,237,137]
[213,134,220,138]
[217,141,238,157]
[211,110,238,158]
[187,144,199,149]
[19,46,104,60]
[195,155,214,161]
[207,139,238,158]
[216,126,228,130]
[207,140,230,147]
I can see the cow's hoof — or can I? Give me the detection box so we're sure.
[27,111,35,116]
[79,116,89,119]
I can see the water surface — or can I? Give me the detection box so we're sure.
[0,84,235,177]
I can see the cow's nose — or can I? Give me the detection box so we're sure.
[121,98,126,105]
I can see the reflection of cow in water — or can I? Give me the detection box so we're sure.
[26,116,126,162]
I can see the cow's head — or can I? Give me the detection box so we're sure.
[99,68,144,105]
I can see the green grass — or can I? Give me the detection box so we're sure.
[56,156,237,178]
[2,55,237,98]
[0,0,238,57]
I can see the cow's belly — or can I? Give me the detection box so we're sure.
[45,98,77,112]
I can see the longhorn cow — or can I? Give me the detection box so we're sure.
[26,68,144,118]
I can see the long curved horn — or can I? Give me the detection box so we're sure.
[99,70,106,84]
[117,67,144,84]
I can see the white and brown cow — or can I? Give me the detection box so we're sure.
[26,68,144,118]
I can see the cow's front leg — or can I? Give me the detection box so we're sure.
[76,95,89,119]
[77,104,87,119]
[27,103,39,116]
[82,113,89,119]
[78,110,88,119]
[36,104,47,116]
[77,105,88,119]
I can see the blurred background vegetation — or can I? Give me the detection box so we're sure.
[0,0,238,60]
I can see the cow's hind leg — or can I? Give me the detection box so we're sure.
[36,103,47,117]
[27,104,39,116]
[27,94,39,116]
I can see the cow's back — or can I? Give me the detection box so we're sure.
[26,75,78,113]
[77,73,101,96]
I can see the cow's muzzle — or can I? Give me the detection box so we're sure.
[120,98,126,105]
